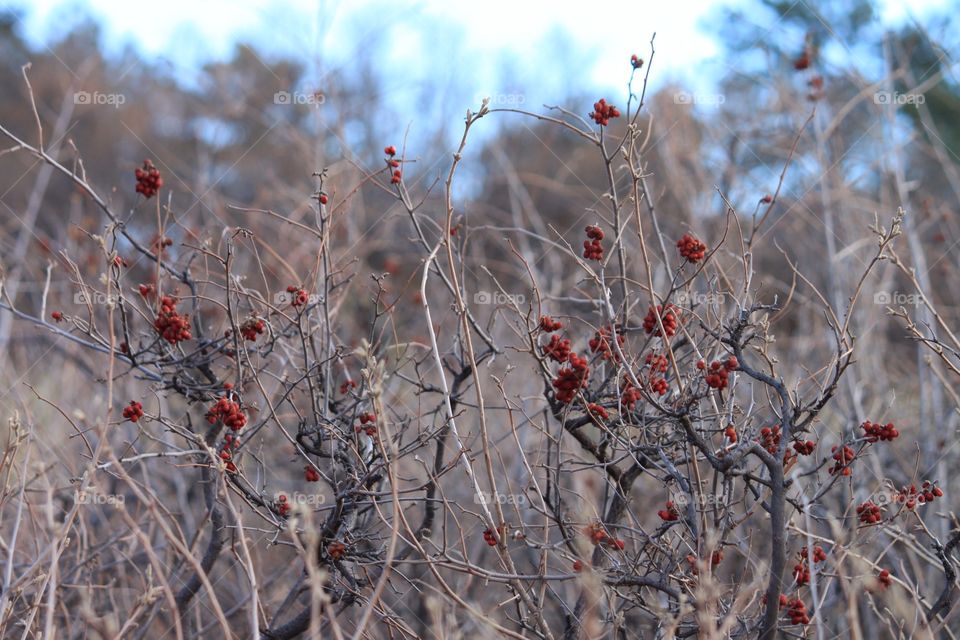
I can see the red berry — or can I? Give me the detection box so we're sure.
[134,159,162,198]
[862,420,899,443]
[877,568,892,589]
[122,400,144,423]
[551,353,590,404]
[642,304,680,337]
[582,226,605,261]
[676,233,707,263]
[543,334,572,363]
[856,501,883,525]
[588,98,620,126]
[154,295,192,344]
[538,315,563,332]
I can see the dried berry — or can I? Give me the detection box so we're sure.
[676,234,707,262]
[589,98,620,126]
[134,159,163,198]
[154,295,192,344]
[642,304,680,337]
[122,400,144,423]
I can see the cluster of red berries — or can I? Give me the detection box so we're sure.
[642,304,680,337]
[862,420,899,443]
[583,225,604,261]
[724,425,737,443]
[877,568,892,589]
[51,311,63,322]
[784,597,810,625]
[589,98,620,126]
[630,54,644,69]
[648,376,669,396]
[340,379,357,394]
[552,353,590,404]
[586,402,609,421]
[676,234,707,263]
[793,546,827,586]
[657,501,680,522]
[304,465,320,482]
[588,325,624,361]
[585,523,607,545]
[483,525,504,546]
[543,335,572,363]
[644,353,670,395]
[621,378,642,409]
[385,146,402,184]
[828,445,856,476]
[698,357,738,390]
[276,494,290,517]
[802,545,828,563]
[328,541,346,560]
[154,295,191,344]
[219,449,237,473]
[646,353,669,373]
[122,400,144,422]
[354,412,377,436]
[538,315,563,332]
[286,285,309,307]
[793,438,816,455]
[758,425,782,454]
[206,396,247,431]
[584,523,626,550]
[572,559,585,572]
[134,159,163,198]
[240,317,265,341]
[896,480,943,509]
[138,283,155,297]
[857,501,883,525]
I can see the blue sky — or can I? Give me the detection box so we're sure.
[6,0,953,101]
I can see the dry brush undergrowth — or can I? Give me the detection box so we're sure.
[0,43,958,640]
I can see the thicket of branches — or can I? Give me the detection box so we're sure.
[1,3,960,638]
